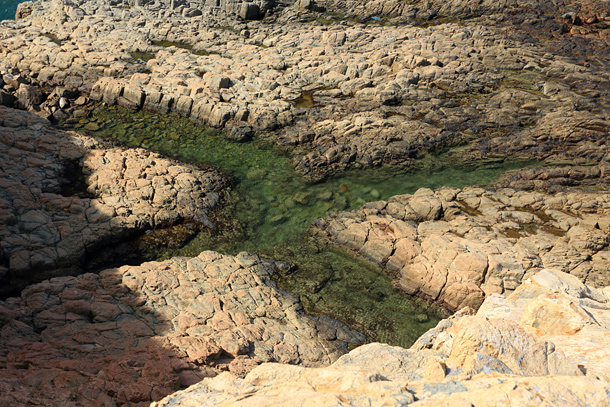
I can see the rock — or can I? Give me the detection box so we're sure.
[296,0,323,12]
[0,251,363,406]
[2,74,27,90]
[15,1,33,20]
[239,3,260,20]
[151,269,610,406]
[74,96,88,106]
[317,187,610,310]
[15,85,46,109]
[183,7,203,17]
[0,106,226,295]
[83,122,99,131]
[59,97,69,109]
[0,0,606,181]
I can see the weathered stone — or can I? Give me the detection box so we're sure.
[151,270,610,406]
[15,84,46,109]
[317,187,610,310]
[0,106,226,295]
[0,252,363,406]
[239,3,260,20]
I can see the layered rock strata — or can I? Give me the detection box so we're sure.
[315,186,610,310]
[0,0,608,179]
[151,268,610,406]
[0,106,225,296]
[0,251,363,406]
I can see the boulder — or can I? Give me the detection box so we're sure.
[239,3,260,20]
[15,84,46,109]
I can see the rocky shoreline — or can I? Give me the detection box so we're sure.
[0,251,363,406]
[0,106,226,298]
[1,0,610,405]
[151,268,610,406]
[315,186,610,310]
[1,0,609,180]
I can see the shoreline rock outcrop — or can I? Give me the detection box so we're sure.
[0,106,226,297]
[0,251,363,406]
[1,0,610,405]
[150,268,610,406]
[0,0,608,179]
[315,186,610,311]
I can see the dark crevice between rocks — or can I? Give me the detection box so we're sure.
[0,260,18,300]
[58,159,94,198]
[83,219,213,275]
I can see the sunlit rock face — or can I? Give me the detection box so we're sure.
[1,0,609,180]
[0,106,225,296]
[316,186,610,310]
[151,268,610,407]
[0,251,363,406]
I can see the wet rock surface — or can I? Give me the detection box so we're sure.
[0,251,363,406]
[150,268,610,406]
[0,106,225,297]
[316,186,610,310]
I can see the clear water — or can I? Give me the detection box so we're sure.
[59,105,538,346]
[0,0,23,21]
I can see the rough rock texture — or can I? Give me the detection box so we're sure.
[316,186,610,310]
[0,0,608,179]
[151,268,610,406]
[0,251,363,406]
[0,106,225,296]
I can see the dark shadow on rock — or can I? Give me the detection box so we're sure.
[0,251,363,406]
[0,107,363,406]
[0,106,225,299]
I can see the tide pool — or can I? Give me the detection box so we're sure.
[58,105,539,347]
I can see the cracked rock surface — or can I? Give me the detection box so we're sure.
[150,268,610,406]
[316,186,610,310]
[0,251,363,406]
[1,0,608,179]
[0,106,225,296]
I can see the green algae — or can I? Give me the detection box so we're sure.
[130,51,156,62]
[60,105,540,346]
[152,40,216,56]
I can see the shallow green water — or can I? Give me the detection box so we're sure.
[61,105,537,346]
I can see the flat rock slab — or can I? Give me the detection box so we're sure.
[0,251,363,406]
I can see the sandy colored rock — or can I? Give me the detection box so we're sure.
[151,269,610,406]
[0,0,607,180]
[317,186,610,310]
[0,251,363,406]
